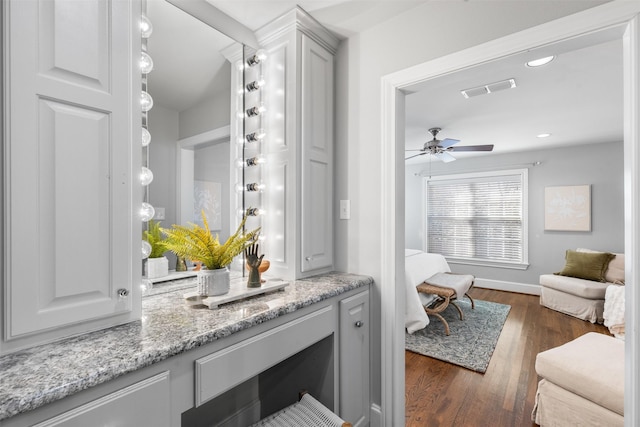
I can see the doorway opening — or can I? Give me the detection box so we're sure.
[380,5,640,426]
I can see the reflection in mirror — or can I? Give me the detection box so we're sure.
[239,45,264,245]
[145,0,236,273]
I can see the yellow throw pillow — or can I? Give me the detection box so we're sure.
[554,249,615,282]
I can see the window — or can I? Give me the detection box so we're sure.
[426,169,528,269]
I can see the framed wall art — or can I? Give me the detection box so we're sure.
[544,184,591,231]
[194,180,222,230]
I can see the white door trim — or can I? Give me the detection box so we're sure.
[380,3,640,426]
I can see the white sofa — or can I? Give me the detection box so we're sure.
[539,249,624,324]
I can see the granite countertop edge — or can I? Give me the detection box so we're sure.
[0,272,373,421]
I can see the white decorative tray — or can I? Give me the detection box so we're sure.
[184,278,289,309]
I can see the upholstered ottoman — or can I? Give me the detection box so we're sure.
[532,332,624,426]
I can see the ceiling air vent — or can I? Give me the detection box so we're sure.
[461,78,516,99]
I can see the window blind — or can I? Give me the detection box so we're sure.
[427,172,525,263]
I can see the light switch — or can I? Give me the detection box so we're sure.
[154,207,166,220]
[339,200,350,220]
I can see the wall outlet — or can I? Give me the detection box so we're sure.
[339,200,350,220]
[154,207,166,220]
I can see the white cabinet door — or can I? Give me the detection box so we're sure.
[2,0,140,348]
[33,372,171,427]
[339,290,370,427]
[300,34,334,273]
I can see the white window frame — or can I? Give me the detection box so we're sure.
[424,168,529,270]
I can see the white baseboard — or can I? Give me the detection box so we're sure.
[474,278,541,296]
[370,403,382,427]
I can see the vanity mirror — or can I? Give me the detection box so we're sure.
[144,0,249,276]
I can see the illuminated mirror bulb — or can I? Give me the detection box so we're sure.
[142,127,151,147]
[140,15,153,38]
[246,49,267,67]
[245,104,266,117]
[245,156,265,167]
[140,202,155,222]
[237,207,266,217]
[246,182,265,192]
[140,51,154,74]
[142,240,152,259]
[141,91,153,112]
[246,207,266,216]
[246,129,266,143]
[246,77,265,92]
[140,166,154,186]
[141,278,152,294]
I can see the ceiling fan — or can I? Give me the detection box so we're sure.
[405,127,494,162]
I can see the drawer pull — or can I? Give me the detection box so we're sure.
[355,320,363,328]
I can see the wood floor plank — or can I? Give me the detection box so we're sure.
[405,288,610,426]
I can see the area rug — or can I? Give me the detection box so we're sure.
[405,299,511,373]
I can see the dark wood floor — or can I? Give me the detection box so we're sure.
[405,288,610,427]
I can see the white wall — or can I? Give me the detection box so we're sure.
[149,104,179,230]
[179,66,231,140]
[193,142,231,241]
[405,142,624,286]
[333,0,609,415]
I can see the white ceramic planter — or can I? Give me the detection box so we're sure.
[145,256,169,279]
[198,267,230,296]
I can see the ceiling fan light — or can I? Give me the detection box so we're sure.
[526,56,555,68]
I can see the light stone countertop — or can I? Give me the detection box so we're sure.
[0,272,373,421]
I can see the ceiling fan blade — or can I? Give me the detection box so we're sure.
[449,144,494,152]
[435,152,456,163]
[439,138,460,148]
[405,152,427,160]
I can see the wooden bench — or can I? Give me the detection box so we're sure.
[416,273,475,335]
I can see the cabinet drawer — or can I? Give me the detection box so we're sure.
[195,305,334,406]
[33,372,171,427]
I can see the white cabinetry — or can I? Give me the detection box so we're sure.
[2,284,370,427]
[258,8,338,279]
[33,372,171,427]
[301,35,334,273]
[339,289,370,426]
[1,0,141,354]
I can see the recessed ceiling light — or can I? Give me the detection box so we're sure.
[526,56,555,68]
[537,133,552,138]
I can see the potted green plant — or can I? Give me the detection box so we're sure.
[143,220,169,279]
[162,211,260,296]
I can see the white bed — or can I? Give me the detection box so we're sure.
[405,249,451,333]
